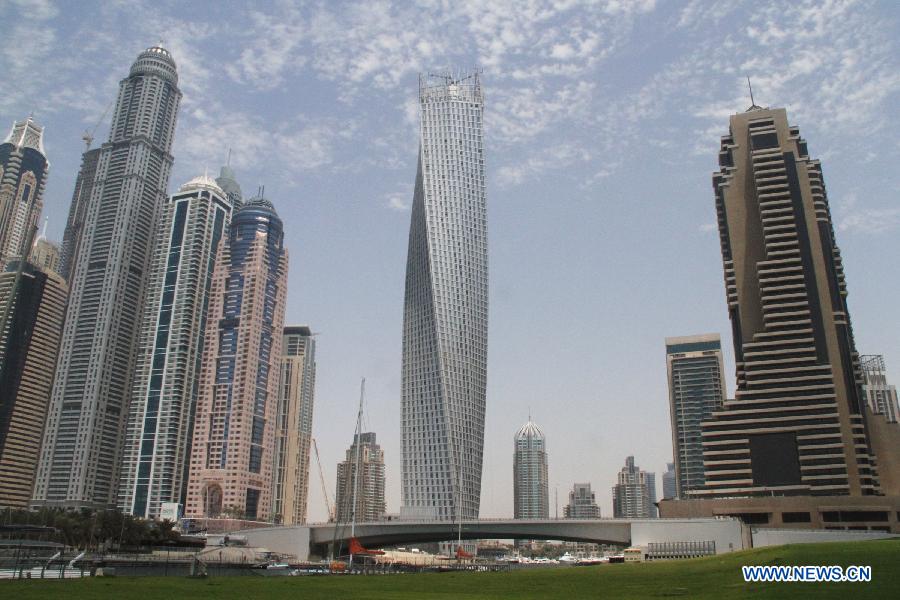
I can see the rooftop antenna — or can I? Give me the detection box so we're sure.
[226,148,232,167]
[746,77,762,111]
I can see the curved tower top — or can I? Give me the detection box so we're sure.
[178,173,224,196]
[242,195,277,213]
[129,45,178,84]
[3,116,46,155]
[515,419,545,440]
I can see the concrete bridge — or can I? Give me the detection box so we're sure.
[233,518,745,561]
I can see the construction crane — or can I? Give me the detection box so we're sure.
[312,437,335,522]
[82,99,114,151]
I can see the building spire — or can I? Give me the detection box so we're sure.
[746,76,762,111]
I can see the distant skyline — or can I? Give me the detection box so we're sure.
[1,1,898,519]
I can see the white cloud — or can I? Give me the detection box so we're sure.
[495,141,591,187]
[384,190,411,211]
[838,208,900,235]
[10,0,58,20]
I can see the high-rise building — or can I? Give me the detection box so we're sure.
[0,117,48,269]
[30,235,60,275]
[698,105,879,498]
[513,418,549,520]
[0,261,67,507]
[859,355,899,424]
[118,175,237,519]
[185,196,288,521]
[665,334,726,497]
[335,432,386,524]
[612,456,653,518]
[401,70,488,523]
[215,164,243,210]
[272,325,317,525]
[33,45,182,510]
[564,483,600,519]
[646,471,658,518]
[662,463,676,500]
[59,147,100,282]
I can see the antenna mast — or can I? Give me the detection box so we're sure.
[348,377,365,569]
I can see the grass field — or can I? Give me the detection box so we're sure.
[7,539,898,599]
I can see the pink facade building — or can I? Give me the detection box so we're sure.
[185,196,288,521]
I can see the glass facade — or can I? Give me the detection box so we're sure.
[665,334,725,498]
[34,46,181,510]
[119,175,233,519]
[513,420,549,519]
[401,70,488,523]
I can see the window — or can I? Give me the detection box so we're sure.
[782,512,811,523]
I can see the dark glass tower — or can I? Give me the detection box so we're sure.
[665,334,726,497]
[33,46,182,510]
[698,106,879,498]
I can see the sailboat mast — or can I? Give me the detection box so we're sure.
[349,377,365,568]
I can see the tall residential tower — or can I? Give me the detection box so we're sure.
[612,456,654,518]
[0,117,48,269]
[34,46,181,510]
[665,334,726,498]
[272,325,317,525]
[118,175,237,518]
[564,483,600,519]
[185,196,288,521]
[513,418,549,520]
[401,70,488,522]
[698,105,878,498]
[0,261,67,507]
[335,432,386,524]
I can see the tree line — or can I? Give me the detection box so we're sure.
[0,507,186,550]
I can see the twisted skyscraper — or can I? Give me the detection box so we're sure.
[34,46,181,509]
[401,71,488,522]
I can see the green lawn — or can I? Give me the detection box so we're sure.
[7,539,898,599]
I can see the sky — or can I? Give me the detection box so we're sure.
[1,0,898,521]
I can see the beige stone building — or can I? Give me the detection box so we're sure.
[272,325,316,525]
[335,432,385,523]
[698,105,880,498]
[185,196,288,521]
[0,261,67,507]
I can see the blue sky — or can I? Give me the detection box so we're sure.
[2,0,898,520]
